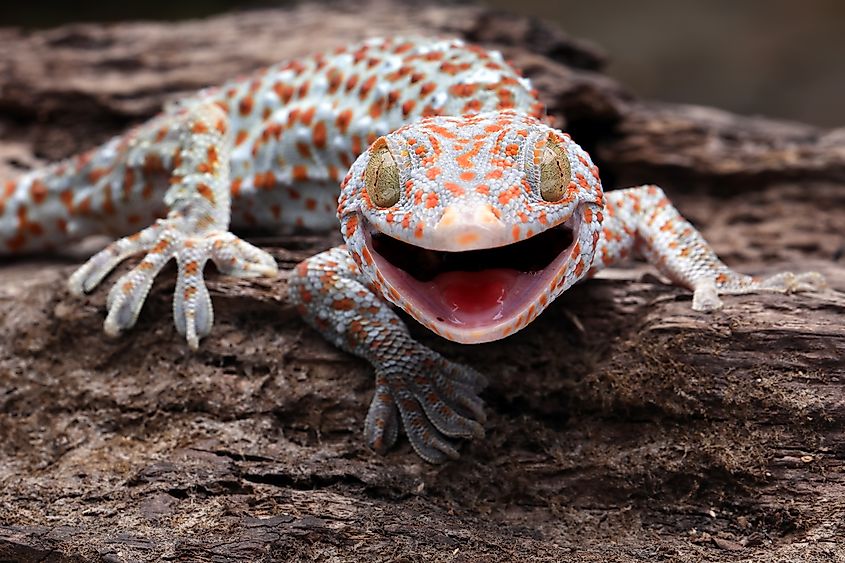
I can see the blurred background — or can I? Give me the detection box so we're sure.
[1,0,842,128]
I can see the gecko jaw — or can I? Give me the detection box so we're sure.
[363,213,580,343]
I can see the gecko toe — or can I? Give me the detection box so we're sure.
[692,280,723,312]
[364,376,401,455]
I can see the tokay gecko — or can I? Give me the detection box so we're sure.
[0,37,825,462]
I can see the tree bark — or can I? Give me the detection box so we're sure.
[1,2,843,561]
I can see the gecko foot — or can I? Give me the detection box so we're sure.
[68,219,277,348]
[691,271,827,313]
[758,271,827,293]
[365,350,488,463]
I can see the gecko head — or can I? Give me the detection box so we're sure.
[337,110,605,343]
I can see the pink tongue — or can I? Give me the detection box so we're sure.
[432,269,521,321]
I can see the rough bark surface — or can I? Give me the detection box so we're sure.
[1,2,844,561]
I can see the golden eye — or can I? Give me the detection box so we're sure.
[364,140,401,208]
[539,141,572,202]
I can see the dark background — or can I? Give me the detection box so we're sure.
[1,0,842,128]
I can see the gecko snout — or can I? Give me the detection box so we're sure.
[429,202,508,251]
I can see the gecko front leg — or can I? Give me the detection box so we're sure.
[596,185,826,310]
[288,247,487,463]
[68,103,278,348]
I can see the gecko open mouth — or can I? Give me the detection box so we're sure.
[363,213,580,342]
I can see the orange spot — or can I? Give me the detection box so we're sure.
[449,83,478,97]
[361,245,374,266]
[497,185,520,206]
[421,105,440,117]
[461,100,481,113]
[359,76,377,99]
[345,74,359,92]
[6,233,26,252]
[332,298,356,311]
[426,167,441,180]
[296,142,312,159]
[76,196,92,215]
[401,99,416,117]
[292,165,308,182]
[273,82,294,104]
[30,180,48,205]
[327,68,343,94]
[192,121,208,134]
[456,141,484,169]
[427,124,457,140]
[197,183,216,205]
[313,121,327,149]
[238,96,254,116]
[102,184,115,214]
[344,215,359,239]
[122,168,135,200]
[425,192,439,208]
[443,182,464,196]
[87,168,109,185]
[459,171,475,182]
[28,221,44,236]
[230,178,243,198]
[419,82,436,97]
[151,239,170,254]
[414,223,424,238]
[475,184,489,196]
[207,146,218,168]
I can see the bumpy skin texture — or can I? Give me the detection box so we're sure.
[0,37,825,462]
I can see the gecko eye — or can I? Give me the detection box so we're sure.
[539,141,572,202]
[364,140,401,208]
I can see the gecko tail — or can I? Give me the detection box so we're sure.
[0,159,102,256]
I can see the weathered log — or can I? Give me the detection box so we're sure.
[1,2,843,561]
